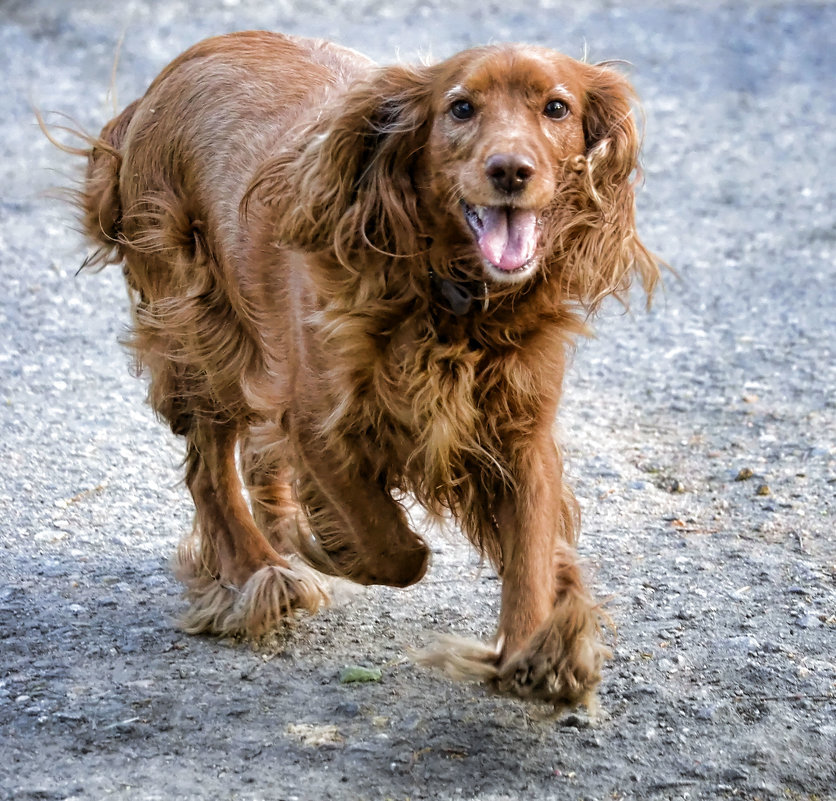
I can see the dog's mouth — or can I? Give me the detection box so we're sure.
[461,201,540,280]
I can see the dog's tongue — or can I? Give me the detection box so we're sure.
[477,207,538,271]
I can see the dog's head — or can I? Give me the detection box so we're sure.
[247,44,658,307]
[421,47,592,285]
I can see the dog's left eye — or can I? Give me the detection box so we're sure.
[544,99,569,119]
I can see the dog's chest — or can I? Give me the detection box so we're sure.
[365,326,523,479]
[320,304,546,488]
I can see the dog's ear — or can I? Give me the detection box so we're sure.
[551,62,660,308]
[245,64,436,264]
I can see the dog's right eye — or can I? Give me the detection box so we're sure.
[450,100,475,120]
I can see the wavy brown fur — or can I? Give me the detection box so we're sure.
[66,32,660,706]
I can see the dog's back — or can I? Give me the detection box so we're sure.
[82,31,372,288]
[78,31,377,437]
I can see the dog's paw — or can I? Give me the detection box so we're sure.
[177,557,329,637]
[411,593,608,710]
[300,530,430,588]
[493,593,610,709]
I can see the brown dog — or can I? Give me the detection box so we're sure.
[73,32,658,706]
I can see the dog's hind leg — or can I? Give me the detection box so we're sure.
[239,424,306,557]
[174,420,328,637]
[120,248,327,638]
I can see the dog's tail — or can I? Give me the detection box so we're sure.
[38,100,138,269]
[79,101,138,266]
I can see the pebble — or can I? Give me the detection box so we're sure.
[717,635,760,655]
[795,614,821,629]
[401,712,423,731]
[560,713,591,729]
[721,766,749,782]
[33,529,68,543]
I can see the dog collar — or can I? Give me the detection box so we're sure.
[428,269,489,316]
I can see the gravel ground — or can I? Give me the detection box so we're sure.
[1,1,834,800]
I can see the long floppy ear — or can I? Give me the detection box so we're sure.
[553,62,660,308]
[244,64,436,267]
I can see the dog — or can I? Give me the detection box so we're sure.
[70,31,659,707]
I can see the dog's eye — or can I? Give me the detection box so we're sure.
[450,100,475,120]
[544,99,569,120]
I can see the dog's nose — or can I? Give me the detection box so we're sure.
[485,153,536,194]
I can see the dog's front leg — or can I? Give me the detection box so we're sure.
[289,410,430,588]
[492,433,609,707]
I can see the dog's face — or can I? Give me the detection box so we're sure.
[422,48,591,285]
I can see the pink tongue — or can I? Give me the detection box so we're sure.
[477,208,538,271]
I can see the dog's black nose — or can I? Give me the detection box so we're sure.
[485,153,536,194]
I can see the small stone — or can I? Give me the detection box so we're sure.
[560,713,590,729]
[402,712,423,730]
[755,484,770,496]
[717,635,760,655]
[735,467,754,481]
[721,766,749,782]
[795,614,820,629]
[34,528,68,542]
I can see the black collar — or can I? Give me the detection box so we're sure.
[428,269,489,317]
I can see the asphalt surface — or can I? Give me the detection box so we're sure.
[1,1,834,800]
